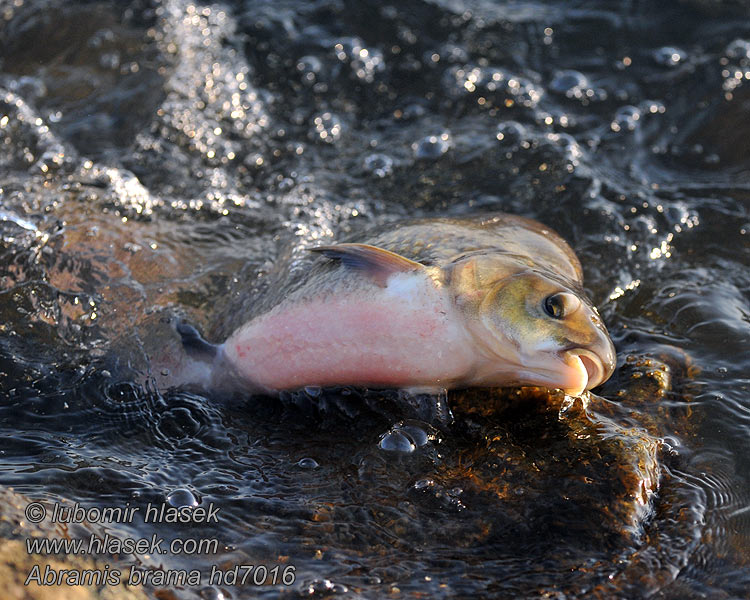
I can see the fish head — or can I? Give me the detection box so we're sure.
[466,269,616,395]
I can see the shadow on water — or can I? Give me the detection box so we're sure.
[2,0,750,598]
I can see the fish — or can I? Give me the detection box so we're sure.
[176,214,616,397]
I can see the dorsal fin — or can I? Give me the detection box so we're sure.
[309,243,423,286]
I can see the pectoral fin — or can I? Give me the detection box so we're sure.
[310,243,424,286]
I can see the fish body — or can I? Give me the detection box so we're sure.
[223,267,474,391]
[206,214,616,396]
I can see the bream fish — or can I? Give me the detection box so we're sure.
[179,214,616,397]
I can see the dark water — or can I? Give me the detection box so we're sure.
[1,0,750,598]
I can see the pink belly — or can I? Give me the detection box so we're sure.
[224,292,473,391]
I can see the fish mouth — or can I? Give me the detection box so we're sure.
[560,348,612,396]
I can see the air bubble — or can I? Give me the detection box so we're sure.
[378,431,416,453]
[311,112,343,144]
[652,46,686,67]
[364,153,394,177]
[7,76,47,101]
[547,132,582,164]
[639,100,666,115]
[166,489,199,508]
[296,55,323,84]
[401,104,426,120]
[611,105,642,132]
[446,65,541,108]
[307,580,349,595]
[378,422,431,452]
[333,37,385,83]
[549,70,588,98]
[495,121,526,150]
[413,478,434,490]
[298,457,320,469]
[399,425,429,447]
[726,39,750,60]
[413,133,451,159]
[199,587,226,600]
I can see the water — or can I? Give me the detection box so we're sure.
[1,0,750,597]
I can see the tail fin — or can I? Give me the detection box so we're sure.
[143,318,221,391]
[176,320,219,360]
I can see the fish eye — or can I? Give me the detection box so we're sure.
[543,294,565,319]
[542,292,581,319]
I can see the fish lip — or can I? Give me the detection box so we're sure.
[564,348,610,391]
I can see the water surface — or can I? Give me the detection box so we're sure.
[1,0,750,598]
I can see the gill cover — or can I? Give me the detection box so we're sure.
[455,263,615,394]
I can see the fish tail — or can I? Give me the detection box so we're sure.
[176,320,219,360]
[175,320,259,393]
